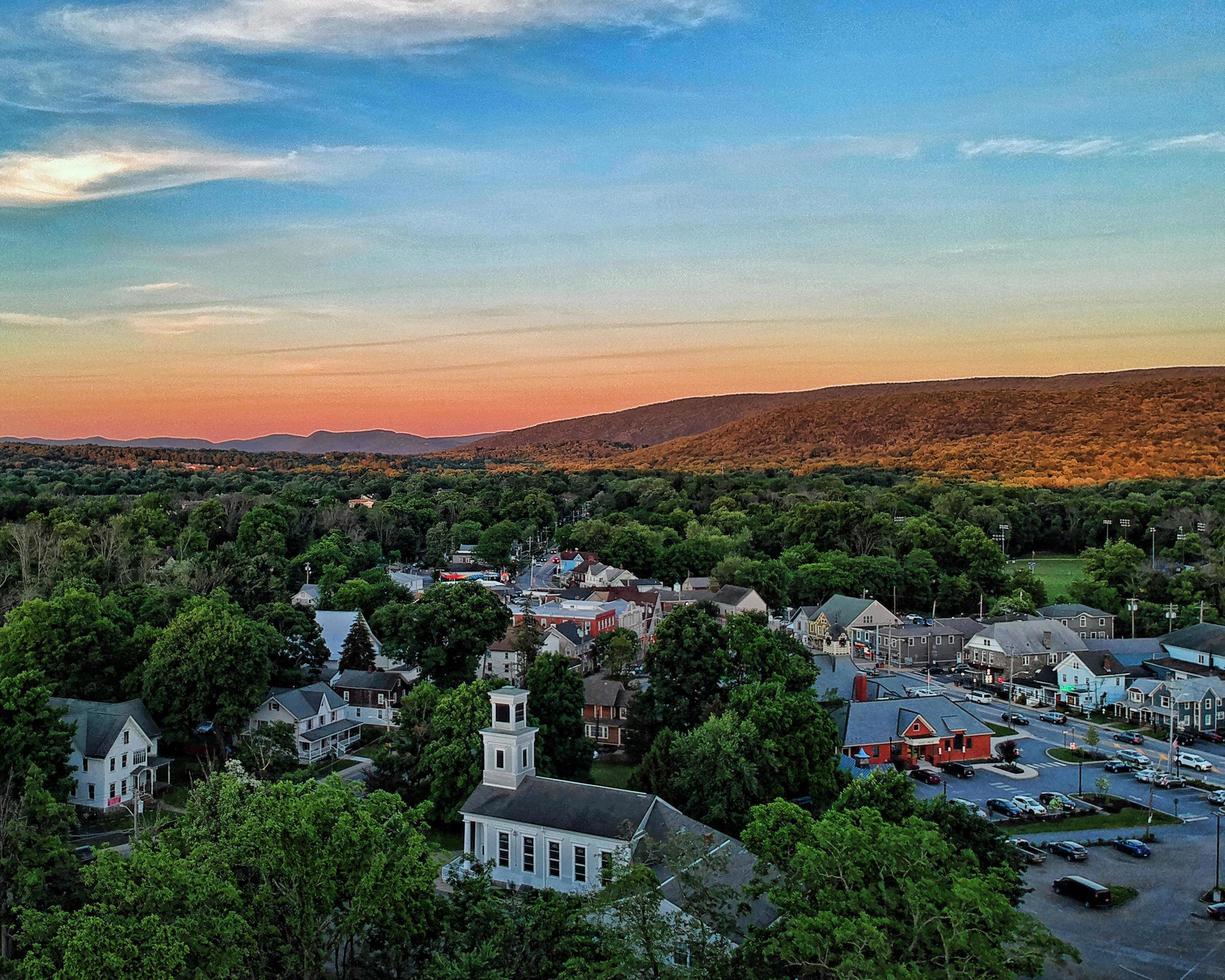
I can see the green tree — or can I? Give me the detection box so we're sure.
[234,722,298,780]
[524,654,591,781]
[740,800,1072,978]
[513,605,544,680]
[338,617,377,672]
[142,592,277,742]
[476,520,522,570]
[1084,724,1100,750]
[405,584,511,689]
[0,589,139,702]
[592,627,639,681]
[0,671,75,800]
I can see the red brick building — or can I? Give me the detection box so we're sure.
[842,696,994,767]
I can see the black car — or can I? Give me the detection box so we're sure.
[1045,840,1089,861]
[1176,731,1197,747]
[1053,875,1112,908]
[1207,903,1225,921]
[940,760,976,779]
[986,798,1023,818]
[1104,759,1133,773]
[909,767,942,785]
[1001,712,1031,726]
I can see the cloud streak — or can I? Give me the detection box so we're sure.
[958,137,1120,158]
[53,0,736,56]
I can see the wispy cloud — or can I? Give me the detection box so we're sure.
[122,281,192,293]
[53,0,736,56]
[0,138,385,207]
[128,304,277,336]
[1146,132,1225,153]
[0,311,79,328]
[958,137,1120,158]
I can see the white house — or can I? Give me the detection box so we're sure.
[314,610,393,670]
[50,698,171,811]
[712,585,768,618]
[1160,624,1225,672]
[1054,651,1131,709]
[388,567,434,595]
[453,689,775,942]
[582,563,635,588]
[246,682,361,763]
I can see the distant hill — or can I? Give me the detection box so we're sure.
[6,429,491,456]
[610,372,1225,484]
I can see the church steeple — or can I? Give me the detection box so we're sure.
[481,687,536,789]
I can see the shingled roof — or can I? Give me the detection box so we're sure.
[50,698,161,758]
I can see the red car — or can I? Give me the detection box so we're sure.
[1201,730,1225,745]
[1113,731,1145,745]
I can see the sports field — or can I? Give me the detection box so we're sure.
[1017,555,1085,600]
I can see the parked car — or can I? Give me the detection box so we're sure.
[1206,790,1225,806]
[1176,731,1197,747]
[949,799,988,819]
[1039,711,1067,725]
[941,761,976,779]
[1207,903,1225,921]
[1052,875,1112,908]
[1112,838,1152,858]
[1104,759,1134,773]
[965,690,994,705]
[1045,840,1089,862]
[1115,748,1150,766]
[909,767,942,785]
[1113,731,1145,745]
[1201,730,1225,745]
[1012,795,1047,817]
[865,667,881,678]
[1001,711,1030,726]
[1176,752,1214,772]
[986,798,1023,818]
[1154,773,1187,789]
[1133,768,1160,783]
[1008,838,1047,864]
[1040,791,1077,811]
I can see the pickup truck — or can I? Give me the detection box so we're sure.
[1008,838,1047,865]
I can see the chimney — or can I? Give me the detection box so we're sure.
[1042,631,1052,649]
[853,674,869,703]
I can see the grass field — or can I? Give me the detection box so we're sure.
[591,759,636,790]
[1021,555,1086,600]
[1007,805,1177,835]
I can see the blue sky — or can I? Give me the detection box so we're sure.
[0,0,1222,438]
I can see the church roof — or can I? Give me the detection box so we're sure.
[462,775,655,840]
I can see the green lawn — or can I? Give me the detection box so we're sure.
[1007,805,1178,835]
[311,757,359,777]
[1109,885,1140,908]
[987,723,1018,737]
[1023,556,1086,600]
[591,759,636,790]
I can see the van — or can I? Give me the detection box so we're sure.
[965,691,993,705]
[1052,876,1112,908]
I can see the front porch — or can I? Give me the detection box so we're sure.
[298,719,362,762]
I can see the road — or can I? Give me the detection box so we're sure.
[515,555,557,592]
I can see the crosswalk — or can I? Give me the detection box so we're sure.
[1033,760,1067,769]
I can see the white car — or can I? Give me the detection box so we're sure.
[1177,752,1214,772]
[1012,795,1047,817]
[965,691,994,705]
[1207,790,1225,805]
[1133,768,1159,783]
[1115,749,1149,766]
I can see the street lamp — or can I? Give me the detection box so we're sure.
[1103,519,1113,545]
[1147,526,1158,570]
[1214,812,1222,903]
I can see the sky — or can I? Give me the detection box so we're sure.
[0,0,1223,440]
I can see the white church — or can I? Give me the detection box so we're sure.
[453,687,775,940]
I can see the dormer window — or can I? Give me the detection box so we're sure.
[495,703,510,724]
[515,701,525,723]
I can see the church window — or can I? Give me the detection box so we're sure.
[574,846,586,883]
[497,832,509,868]
[523,836,535,873]
[548,841,560,877]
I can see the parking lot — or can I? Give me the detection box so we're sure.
[869,666,1225,977]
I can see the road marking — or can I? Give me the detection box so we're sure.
[1183,815,1209,823]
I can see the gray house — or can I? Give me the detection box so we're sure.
[1114,676,1225,733]
[1039,604,1116,640]
[962,618,1087,685]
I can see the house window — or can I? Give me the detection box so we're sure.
[108,783,116,799]
[82,759,89,772]
[343,691,349,701]
[498,832,510,868]
[87,784,95,800]
[120,779,127,795]
[619,707,627,719]
[585,724,596,737]
[123,731,130,745]
[109,757,115,772]
[523,836,535,873]
[378,693,386,705]
[574,846,587,883]
[1099,618,1105,626]
[133,749,146,765]
[495,749,505,769]
[907,638,914,647]
[121,753,127,768]
[599,726,609,739]
[935,636,942,646]
[953,733,964,750]
[548,841,560,877]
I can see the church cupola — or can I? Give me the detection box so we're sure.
[482,687,537,789]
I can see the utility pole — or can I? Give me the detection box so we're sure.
[1148,526,1157,570]
[1126,597,1140,639]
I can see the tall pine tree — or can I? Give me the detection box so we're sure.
[339,617,377,672]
